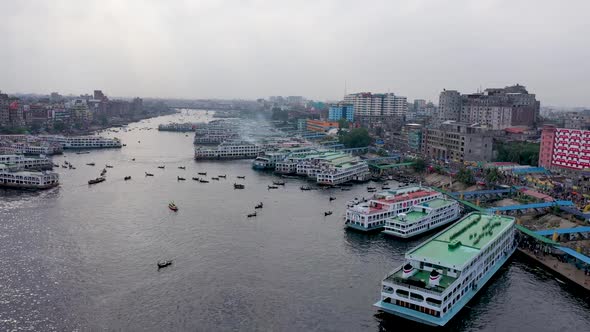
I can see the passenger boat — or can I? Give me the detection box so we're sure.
[124,176,131,180]
[177,176,186,181]
[374,213,516,326]
[382,198,461,238]
[234,183,245,189]
[0,167,59,189]
[88,176,106,185]
[199,179,209,183]
[194,141,262,160]
[345,186,442,232]
[86,163,95,166]
[157,260,173,269]
[145,172,154,176]
[168,202,178,211]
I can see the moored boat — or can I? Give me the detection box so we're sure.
[382,198,461,238]
[88,176,106,185]
[374,212,516,326]
[234,183,245,189]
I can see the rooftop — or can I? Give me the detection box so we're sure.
[407,213,515,269]
[390,199,456,223]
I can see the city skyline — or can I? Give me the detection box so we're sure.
[1,0,589,106]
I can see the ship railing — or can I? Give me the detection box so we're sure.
[383,276,443,296]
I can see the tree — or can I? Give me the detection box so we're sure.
[338,118,349,129]
[412,158,426,173]
[377,148,389,157]
[339,128,372,148]
[271,107,288,121]
[485,167,501,184]
[456,168,475,185]
[495,141,539,166]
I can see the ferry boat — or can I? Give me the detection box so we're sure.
[194,141,262,160]
[0,154,53,171]
[374,212,517,326]
[39,135,122,149]
[252,153,284,170]
[382,198,461,238]
[0,164,59,189]
[345,186,442,232]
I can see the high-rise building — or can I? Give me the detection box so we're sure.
[438,90,461,122]
[539,125,590,171]
[328,103,354,122]
[344,92,407,118]
[93,90,107,101]
[438,85,540,129]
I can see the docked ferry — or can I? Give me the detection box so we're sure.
[382,198,461,238]
[345,186,442,232]
[39,135,122,149]
[194,141,262,160]
[0,165,59,189]
[0,154,54,170]
[374,212,516,326]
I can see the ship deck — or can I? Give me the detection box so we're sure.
[385,269,457,293]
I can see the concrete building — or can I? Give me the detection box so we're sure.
[563,110,590,130]
[306,119,339,133]
[344,92,407,118]
[438,85,539,130]
[539,125,590,171]
[328,103,354,122]
[402,123,423,152]
[422,121,494,162]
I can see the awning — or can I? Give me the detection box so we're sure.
[516,225,558,245]
[557,246,590,265]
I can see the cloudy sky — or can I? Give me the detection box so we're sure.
[1,0,589,106]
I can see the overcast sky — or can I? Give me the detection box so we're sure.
[1,0,589,106]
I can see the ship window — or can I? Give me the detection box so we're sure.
[396,289,409,298]
[410,293,424,302]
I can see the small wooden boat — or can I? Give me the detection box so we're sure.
[267,185,278,189]
[367,187,376,190]
[255,202,263,209]
[300,186,311,191]
[236,176,245,179]
[247,212,257,218]
[53,163,59,167]
[177,176,186,181]
[192,177,200,181]
[272,181,285,186]
[131,158,135,161]
[105,165,114,168]
[381,186,390,190]
[367,189,377,193]
[86,163,95,166]
[198,172,207,175]
[88,176,106,185]
[157,260,173,269]
[158,166,165,169]
[178,166,186,170]
[61,165,68,168]
[124,176,131,180]
[218,175,226,178]
[199,179,209,183]
[145,172,154,176]
[234,183,245,189]
[76,151,90,155]
[211,177,220,180]
[101,169,107,176]
[341,188,351,191]
[324,211,333,216]
[329,197,336,201]
[168,202,178,211]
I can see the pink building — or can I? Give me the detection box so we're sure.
[539,125,590,170]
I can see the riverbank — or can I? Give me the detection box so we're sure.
[517,248,590,292]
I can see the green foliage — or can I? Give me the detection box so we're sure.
[485,167,501,184]
[339,128,372,148]
[456,168,475,185]
[412,158,426,173]
[338,118,349,129]
[495,141,539,166]
[53,122,66,132]
[0,126,27,134]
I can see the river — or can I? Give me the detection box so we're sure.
[0,110,589,331]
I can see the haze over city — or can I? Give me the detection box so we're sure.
[1,0,589,106]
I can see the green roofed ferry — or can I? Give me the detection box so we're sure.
[382,198,461,238]
[374,212,516,326]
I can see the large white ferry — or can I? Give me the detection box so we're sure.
[374,212,516,326]
[0,154,53,170]
[0,164,59,189]
[194,141,262,160]
[39,135,122,149]
[382,198,461,238]
[345,186,442,232]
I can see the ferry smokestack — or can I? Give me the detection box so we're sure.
[402,263,417,279]
[428,269,441,288]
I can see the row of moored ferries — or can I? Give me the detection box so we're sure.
[347,185,518,326]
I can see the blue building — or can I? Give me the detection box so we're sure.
[328,104,354,122]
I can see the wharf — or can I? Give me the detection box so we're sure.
[517,248,590,292]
